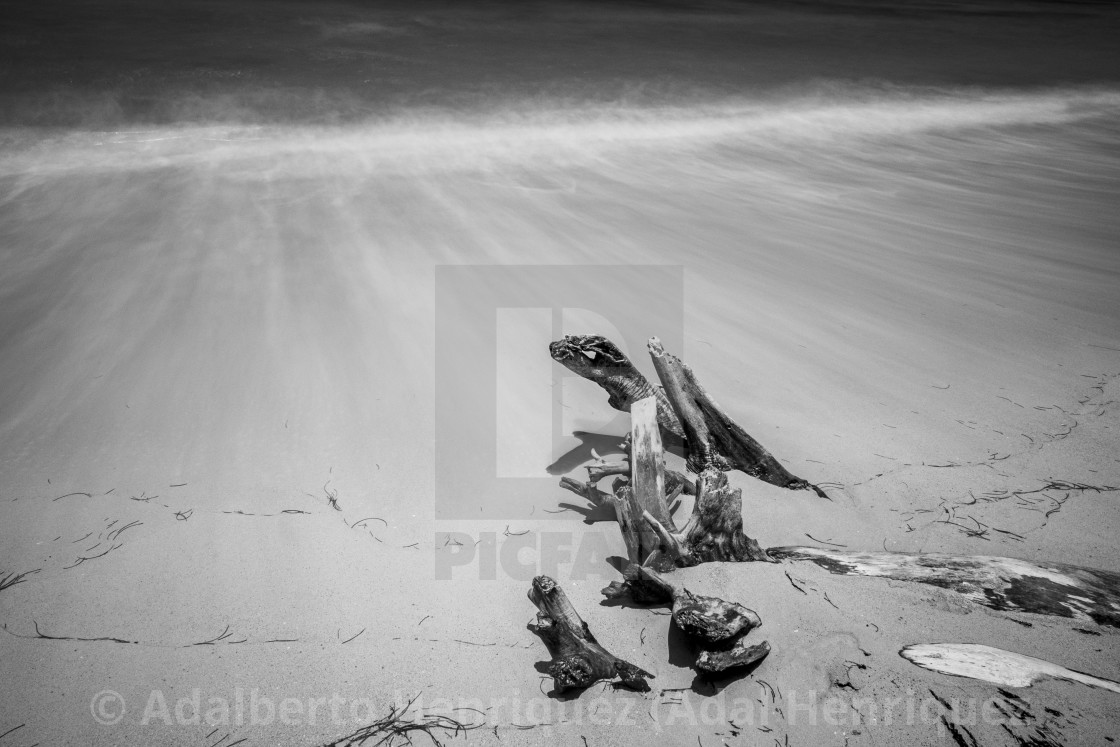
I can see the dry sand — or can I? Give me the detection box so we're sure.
[1,92,1119,745]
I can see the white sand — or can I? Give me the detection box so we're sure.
[1,91,1118,745]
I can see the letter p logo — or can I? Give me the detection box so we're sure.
[435,265,682,519]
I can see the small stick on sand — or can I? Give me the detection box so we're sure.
[52,492,92,502]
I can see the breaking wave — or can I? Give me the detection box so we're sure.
[2,86,1118,180]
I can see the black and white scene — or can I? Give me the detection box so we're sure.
[1,1,1119,745]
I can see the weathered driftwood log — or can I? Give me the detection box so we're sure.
[551,334,823,497]
[549,335,684,438]
[900,643,1120,693]
[602,564,771,674]
[771,547,1120,627]
[647,337,826,497]
[527,576,653,692]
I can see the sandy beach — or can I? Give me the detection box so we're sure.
[2,2,1119,745]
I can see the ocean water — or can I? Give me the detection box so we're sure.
[1,0,1119,492]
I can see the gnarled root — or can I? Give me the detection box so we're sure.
[602,564,769,675]
[564,394,772,568]
[528,576,653,692]
[641,467,774,565]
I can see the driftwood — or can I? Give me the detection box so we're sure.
[696,638,772,675]
[551,380,773,680]
[541,338,779,687]
[628,396,676,564]
[542,330,1120,710]
[549,335,684,438]
[770,547,1120,628]
[900,643,1120,694]
[557,465,691,525]
[602,564,770,674]
[646,467,773,565]
[551,335,823,496]
[559,395,770,566]
[527,575,652,692]
[545,385,773,684]
[567,391,772,568]
[647,338,825,497]
[555,336,784,568]
[602,564,761,643]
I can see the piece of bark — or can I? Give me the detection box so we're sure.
[770,547,1120,627]
[900,643,1120,693]
[549,335,683,437]
[602,565,761,644]
[674,586,762,645]
[696,639,772,674]
[527,576,653,692]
